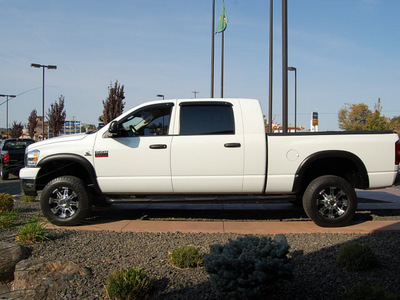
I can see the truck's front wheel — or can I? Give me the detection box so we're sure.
[40,176,91,226]
[303,175,357,227]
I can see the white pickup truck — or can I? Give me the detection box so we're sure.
[20,98,400,227]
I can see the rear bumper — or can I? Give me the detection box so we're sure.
[395,172,400,186]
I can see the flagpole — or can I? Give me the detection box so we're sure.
[220,31,224,98]
[211,0,215,98]
[268,0,273,133]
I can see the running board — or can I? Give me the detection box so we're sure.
[106,194,296,204]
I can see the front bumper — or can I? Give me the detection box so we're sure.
[19,167,41,196]
[21,179,37,196]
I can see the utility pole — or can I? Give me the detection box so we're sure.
[192,91,199,99]
[0,94,16,137]
[282,0,288,133]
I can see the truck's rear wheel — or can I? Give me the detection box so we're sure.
[40,176,91,226]
[303,175,357,227]
[1,167,9,180]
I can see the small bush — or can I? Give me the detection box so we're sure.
[343,281,394,300]
[204,235,292,299]
[105,267,152,300]
[0,210,18,228]
[0,193,14,213]
[17,217,50,243]
[21,195,36,203]
[337,242,378,271]
[168,245,204,269]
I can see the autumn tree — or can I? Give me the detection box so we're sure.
[365,98,389,131]
[102,80,125,125]
[9,121,23,138]
[47,95,66,137]
[338,103,371,131]
[28,109,38,139]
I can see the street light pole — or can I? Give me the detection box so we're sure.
[31,63,57,140]
[288,67,297,132]
[0,94,16,137]
[156,94,165,100]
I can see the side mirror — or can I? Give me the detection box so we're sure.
[108,121,119,135]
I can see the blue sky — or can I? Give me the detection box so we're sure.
[1,0,399,131]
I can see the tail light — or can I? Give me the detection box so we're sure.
[3,154,9,164]
[396,140,400,165]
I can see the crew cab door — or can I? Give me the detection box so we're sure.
[170,100,245,193]
[93,102,175,194]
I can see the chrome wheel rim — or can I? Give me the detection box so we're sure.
[49,186,79,219]
[316,186,348,219]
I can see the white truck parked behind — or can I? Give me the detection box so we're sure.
[20,98,400,227]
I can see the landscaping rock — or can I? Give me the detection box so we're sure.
[0,242,28,282]
[12,260,91,300]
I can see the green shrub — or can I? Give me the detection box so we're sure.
[0,193,14,213]
[337,243,378,271]
[343,281,394,300]
[21,195,36,203]
[105,267,152,300]
[168,245,204,269]
[204,235,292,299]
[17,217,50,243]
[0,210,18,228]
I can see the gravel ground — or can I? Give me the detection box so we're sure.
[1,199,400,299]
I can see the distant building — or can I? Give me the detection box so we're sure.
[61,120,81,135]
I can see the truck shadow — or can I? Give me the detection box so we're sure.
[88,201,310,223]
[86,201,400,225]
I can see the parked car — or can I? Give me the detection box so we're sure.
[1,138,35,180]
[20,98,400,227]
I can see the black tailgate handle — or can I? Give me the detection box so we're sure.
[149,144,167,149]
[224,143,241,148]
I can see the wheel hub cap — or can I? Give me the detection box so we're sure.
[49,187,79,219]
[317,187,348,219]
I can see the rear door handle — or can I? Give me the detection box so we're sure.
[224,143,241,148]
[149,144,167,149]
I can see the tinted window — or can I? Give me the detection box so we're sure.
[180,104,234,135]
[3,139,34,150]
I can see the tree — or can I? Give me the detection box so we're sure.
[389,116,400,137]
[102,80,125,125]
[338,103,371,131]
[28,109,38,139]
[10,121,23,138]
[47,95,66,137]
[365,98,389,131]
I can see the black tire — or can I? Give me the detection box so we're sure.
[303,175,357,227]
[1,167,8,180]
[40,176,91,226]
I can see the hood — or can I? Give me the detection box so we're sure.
[28,133,89,149]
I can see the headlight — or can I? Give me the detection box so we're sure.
[26,150,40,167]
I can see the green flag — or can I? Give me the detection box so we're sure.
[216,0,228,33]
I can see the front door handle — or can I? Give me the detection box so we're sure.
[224,143,241,148]
[149,144,167,149]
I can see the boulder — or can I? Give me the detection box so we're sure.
[0,242,29,282]
[12,260,91,299]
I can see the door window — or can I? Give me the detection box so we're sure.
[118,104,173,137]
[179,103,235,135]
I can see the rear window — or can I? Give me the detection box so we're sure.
[3,140,34,150]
